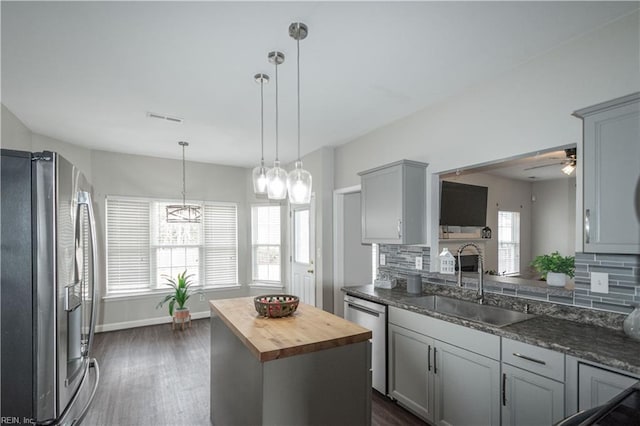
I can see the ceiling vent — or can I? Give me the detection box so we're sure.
[146,112,184,124]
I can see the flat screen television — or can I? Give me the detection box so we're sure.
[439,181,488,226]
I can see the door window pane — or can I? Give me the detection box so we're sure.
[294,209,310,264]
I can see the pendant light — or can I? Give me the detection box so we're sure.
[266,51,288,200]
[252,73,270,195]
[286,22,312,204]
[166,141,201,223]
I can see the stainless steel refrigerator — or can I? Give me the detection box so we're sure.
[1,149,99,425]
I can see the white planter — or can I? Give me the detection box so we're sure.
[546,272,567,287]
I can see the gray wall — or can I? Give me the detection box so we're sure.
[1,104,32,150]
[343,192,372,287]
[441,173,533,274]
[531,177,577,258]
[90,149,249,329]
[334,12,640,314]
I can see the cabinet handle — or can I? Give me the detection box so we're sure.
[427,345,431,372]
[502,373,507,406]
[585,209,591,244]
[513,352,546,365]
[397,219,402,239]
[433,348,437,374]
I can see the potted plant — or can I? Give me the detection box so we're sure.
[156,270,203,328]
[530,251,575,287]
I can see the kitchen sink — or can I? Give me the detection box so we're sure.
[406,295,535,327]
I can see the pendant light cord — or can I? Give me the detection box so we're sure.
[275,58,279,162]
[296,24,301,162]
[182,143,186,207]
[260,77,264,163]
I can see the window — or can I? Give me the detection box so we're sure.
[106,197,237,294]
[251,205,281,283]
[498,211,520,276]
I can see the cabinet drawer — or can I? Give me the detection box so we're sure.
[502,338,564,380]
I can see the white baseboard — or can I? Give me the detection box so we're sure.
[95,311,211,333]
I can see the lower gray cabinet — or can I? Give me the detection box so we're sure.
[501,364,564,426]
[388,307,501,426]
[388,324,434,421]
[577,363,638,411]
[435,341,500,426]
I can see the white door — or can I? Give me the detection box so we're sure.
[290,197,316,306]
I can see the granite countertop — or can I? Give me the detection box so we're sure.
[210,297,371,362]
[342,285,640,375]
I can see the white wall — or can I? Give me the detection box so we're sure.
[333,11,640,269]
[531,177,577,257]
[440,173,533,273]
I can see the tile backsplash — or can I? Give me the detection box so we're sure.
[574,252,640,314]
[378,244,640,315]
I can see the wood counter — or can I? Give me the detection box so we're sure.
[210,296,373,425]
[209,296,372,362]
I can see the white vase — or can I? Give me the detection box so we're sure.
[546,272,567,287]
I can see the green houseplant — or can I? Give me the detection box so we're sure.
[530,251,575,287]
[156,270,203,318]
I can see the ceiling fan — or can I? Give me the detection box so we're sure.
[524,148,577,175]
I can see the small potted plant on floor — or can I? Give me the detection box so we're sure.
[531,251,575,287]
[156,270,203,329]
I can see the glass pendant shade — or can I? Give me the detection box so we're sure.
[287,161,312,204]
[266,160,288,200]
[252,162,268,195]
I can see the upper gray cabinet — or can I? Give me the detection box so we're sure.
[573,93,640,254]
[359,160,428,245]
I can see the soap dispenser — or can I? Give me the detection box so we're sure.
[439,248,455,275]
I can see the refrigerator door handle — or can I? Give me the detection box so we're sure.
[71,358,100,426]
[77,191,98,357]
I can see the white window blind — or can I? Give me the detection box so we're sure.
[203,203,238,286]
[251,205,281,282]
[498,211,520,276]
[106,198,151,293]
[106,196,238,294]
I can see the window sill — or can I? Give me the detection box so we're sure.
[249,282,284,290]
[103,284,243,302]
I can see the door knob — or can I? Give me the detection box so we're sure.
[307,269,314,274]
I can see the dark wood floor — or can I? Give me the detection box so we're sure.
[84,319,427,426]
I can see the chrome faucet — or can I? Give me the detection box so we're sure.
[456,242,485,304]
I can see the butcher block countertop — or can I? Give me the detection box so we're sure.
[209,296,372,362]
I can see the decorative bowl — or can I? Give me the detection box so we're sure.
[254,295,299,318]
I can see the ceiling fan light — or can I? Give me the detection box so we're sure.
[562,163,576,175]
[267,160,288,200]
[287,161,312,204]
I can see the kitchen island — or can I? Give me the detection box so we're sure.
[209,296,372,426]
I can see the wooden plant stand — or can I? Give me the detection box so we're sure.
[172,309,192,330]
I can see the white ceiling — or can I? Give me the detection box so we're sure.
[2,1,637,167]
[441,149,578,182]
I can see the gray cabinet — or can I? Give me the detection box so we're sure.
[388,307,501,425]
[435,340,500,426]
[577,363,638,411]
[359,160,428,244]
[388,324,434,421]
[501,338,565,426]
[574,92,640,254]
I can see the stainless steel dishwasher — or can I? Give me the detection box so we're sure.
[344,294,387,395]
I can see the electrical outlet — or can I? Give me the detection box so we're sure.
[379,254,386,266]
[590,272,609,294]
[199,293,205,302]
[415,256,423,270]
